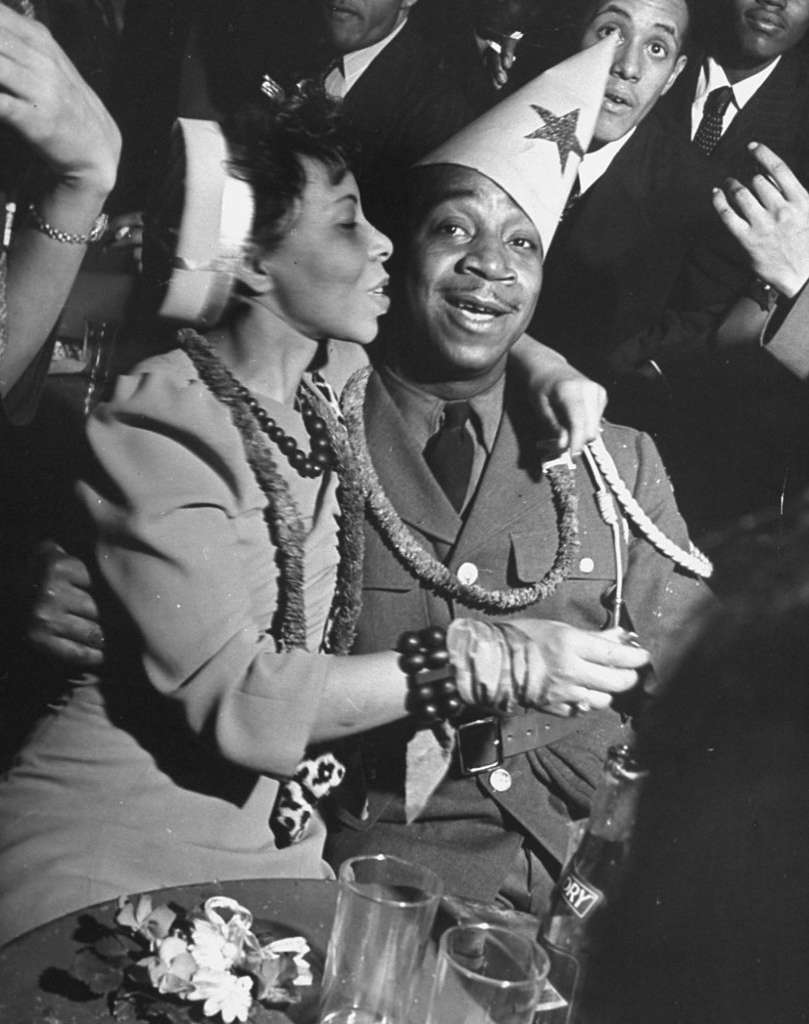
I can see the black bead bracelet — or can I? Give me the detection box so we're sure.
[398,626,465,725]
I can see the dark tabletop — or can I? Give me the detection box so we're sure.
[0,877,339,1024]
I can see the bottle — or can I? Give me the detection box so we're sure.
[538,744,647,1024]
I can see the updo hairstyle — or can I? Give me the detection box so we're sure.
[224,84,358,256]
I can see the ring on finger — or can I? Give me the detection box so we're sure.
[569,700,592,716]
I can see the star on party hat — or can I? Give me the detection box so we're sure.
[417,34,618,251]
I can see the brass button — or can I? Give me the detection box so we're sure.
[489,768,512,792]
[457,562,479,585]
[579,557,595,574]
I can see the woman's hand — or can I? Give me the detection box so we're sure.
[449,617,648,717]
[510,335,607,455]
[535,374,607,457]
[0,6,120,196]
[712,142,809,300]
[506,618,649,715]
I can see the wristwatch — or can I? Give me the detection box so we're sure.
[750,275,781,313]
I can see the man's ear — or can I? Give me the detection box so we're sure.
[661,53,688,97]
[234,246,274,296]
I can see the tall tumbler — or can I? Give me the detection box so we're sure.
[426,923,549,1024]
[319,854,443,1024]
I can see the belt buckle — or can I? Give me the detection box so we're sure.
[457,716,503,776]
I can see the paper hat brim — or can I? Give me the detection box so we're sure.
[151,118,254,327]
[416,35,618,252]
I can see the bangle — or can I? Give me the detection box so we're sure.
[398,626,465,725]
[27,202,108,245]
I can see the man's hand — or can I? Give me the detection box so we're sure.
[0,6,120,195]
[507,618,649,715]
[482,34,521,91]
[712,142,809,300]
[27,541,106,672]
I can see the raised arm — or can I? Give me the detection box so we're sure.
[712,141,809,300]
[510,333,607,454]
[0,7,120,398]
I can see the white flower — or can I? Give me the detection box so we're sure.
[144,934,196,995]
[116,894,176,946]
[158,934,191,965]
[264,936,313,987]
[186,967,253,1023]
[191,918,241,971]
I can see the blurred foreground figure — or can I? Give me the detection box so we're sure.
[581,504,809,1024]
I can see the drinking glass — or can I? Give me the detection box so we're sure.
[319,854,443,1024]
[82,319,119,415]
[425,923,549,1024]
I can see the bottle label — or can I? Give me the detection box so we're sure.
[560,870,604,920]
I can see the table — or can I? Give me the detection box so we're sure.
[0,878,339,1024]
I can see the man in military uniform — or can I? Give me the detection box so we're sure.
[326,38,708,915]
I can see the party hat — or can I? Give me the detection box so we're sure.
[417,35,618,251]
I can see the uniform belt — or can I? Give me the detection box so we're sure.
[455,709,581,777]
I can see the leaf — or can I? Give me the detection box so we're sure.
[72,946,126,994]
[74,912,118,944]
[112,989,190,1024]
[249,1003,293,1024]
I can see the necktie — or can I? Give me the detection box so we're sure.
[424,401,474,512]
[693,86,734,157]
[561,174,581,221]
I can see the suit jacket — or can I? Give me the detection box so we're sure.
[332,19,474,234]
[657,48,809,187]
[531,113,748,388]
[325,366,707,906]
[653,52,809,532]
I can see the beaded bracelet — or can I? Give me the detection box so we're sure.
[27,202,108,245]
[398,626,465,725]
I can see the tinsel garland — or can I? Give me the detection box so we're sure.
[180,329,364,654]
[342,366,581,613]
[299,373,366,653]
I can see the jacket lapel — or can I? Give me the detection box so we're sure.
[341,19,414,126]
[364,370,460,546]
[716,50,799,160]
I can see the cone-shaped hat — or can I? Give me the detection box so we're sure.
[417,35,618,251]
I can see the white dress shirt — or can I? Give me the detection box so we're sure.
[324,17,409,99]
[579,128,637,195]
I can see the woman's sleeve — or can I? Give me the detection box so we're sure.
[77,367,336,778]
